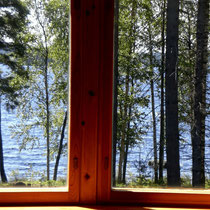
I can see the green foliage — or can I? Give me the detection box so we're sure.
[205,180,210,189]
[0,0,29,109]
[45,0,69,106]
[117,0,151,147]
[1,170,66,187]
[1,164,66,187]
[116,175,210,189]
[116,0,164,184]
[9,0,69,180]
[115,0,210,188]
[181,175,192,188]
[9,169,21,182]
[177,1,197,144]
[130,177,158,188]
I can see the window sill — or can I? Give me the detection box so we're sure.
[112,187,210,194]
[0,187,68,193]
[0,206,208,210]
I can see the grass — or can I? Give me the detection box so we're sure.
[0,179,66,188]
[0,170,67,188]
[0,169,67,187]
[115,176,210,189]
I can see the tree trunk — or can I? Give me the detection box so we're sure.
[117,138,125,184]
[165,0,180,187]
[159,0,166,184]
[185,5,196,187]
[112,0,119,187]
[44,47,50,181]
[117,0,136,184]
[35,0,50,181]
[122,95,133,184]
[148,25,158,184]
[123,136,129,184]
[151,78,158,183]
[0,94,7,183]
[117,71,129,184]
[192,0,209,188]
[53,111,67,181]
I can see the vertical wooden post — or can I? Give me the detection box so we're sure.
[71,0,100,204]
[79,0,100,203]
[70,0,114,204]
[69,0,82,202]
[97,0,114,203]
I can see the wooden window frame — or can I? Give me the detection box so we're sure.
[70,0,210,208]
[0,0,210,207]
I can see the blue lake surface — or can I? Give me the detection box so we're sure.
[3,104,209,183]
[115,84,210,183]
[120,120,210,183]
[1,107,68,182]
[1,80,209,183]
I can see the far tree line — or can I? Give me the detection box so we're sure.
[113,0,209,187]
[0,0,69,183]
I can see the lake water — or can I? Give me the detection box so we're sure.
[1,89,209,184]
[115,82,210,183]
[118,114,210,183]
[1,107,68,182]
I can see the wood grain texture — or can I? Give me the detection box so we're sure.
[79,0,100,204]
[93,0,210,207]
[69,0,82,203]
[0,206,207,210]
[1,0,210,208]
[97,0,114,203]
[0,192,72,205]
[0,0,82,205]
[110,190,210,208]
[0,206,208,210]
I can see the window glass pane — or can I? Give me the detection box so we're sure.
[0,0,69,188]
[112,0,210,189]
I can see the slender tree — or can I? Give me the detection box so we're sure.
[117,0,142,184]
[33,0,50,181]
[165,0,180,187]
[11,0,69,182]
[148,23,158,185]
[178,0,197,187]
[112,0,119,187]
[122,77,135,183]
[0,91,7,182]
[53,111,67,181]
[140,0,161,184]
[159,0,166,184]
[117,0,135,184]
[45,0,69,182]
